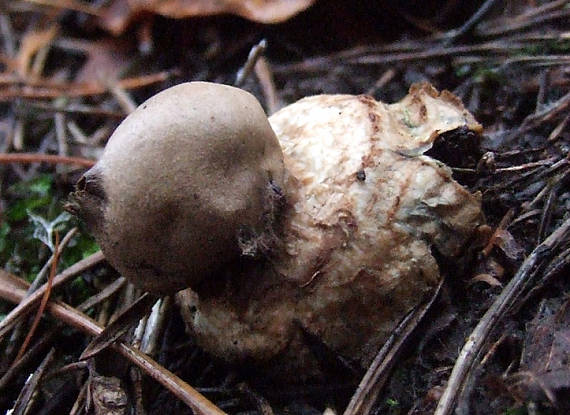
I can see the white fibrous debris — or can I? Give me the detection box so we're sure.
[177,83,484,379]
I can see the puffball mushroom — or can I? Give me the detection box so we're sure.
[66,82,286,293]
[68,81,484,378]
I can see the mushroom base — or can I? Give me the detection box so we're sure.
[176,84,485,379]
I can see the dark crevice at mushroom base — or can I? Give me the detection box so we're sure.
[425,126,484,187]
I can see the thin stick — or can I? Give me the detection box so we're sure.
[0,277,227,415]
[0,153,95,167]
[344,280,443,415]
[0,328,58,390]
[235,39,267,86]
[442,0,500,45]
[28,228,77,293]
[22,0,104,16]
[21,101,126,119]
[0,71,173,100]
[78,277,126,312]
[0,250,105,338]
[254,57,280,115]
[482,209,515,257]
[10,348,56,415]
[434,218,570,415]
[15,232,60,361]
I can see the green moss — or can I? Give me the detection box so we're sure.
[5,174,54,221]
[2,174,98,275]
[60,233,100,269]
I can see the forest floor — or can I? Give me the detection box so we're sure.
[0,1,569,414]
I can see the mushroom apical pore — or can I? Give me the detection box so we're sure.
[69,82,485,379]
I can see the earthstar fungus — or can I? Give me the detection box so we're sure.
[67,82,286,293]
[68,82,485,378]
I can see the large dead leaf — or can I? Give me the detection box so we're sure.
[101,0,316,35]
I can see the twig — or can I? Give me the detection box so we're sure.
[130,365,147,415]
[0,327,57,390]
[508,91,570,138]
[11,348,56,415]
[494,158,556,173]
[0,250,105,338]
[237,382,274,415]
[344,279,443,415]
[273,39,568,74]
[13,119,24,150]
[21,0,104,16]
[0,275,227,415]
[46,360,89,379]
[106,80,138,114]
[515,246,570,311]
[55,111,68,160]
[0,13,16,58]
[460,157,559,175]
[80,293,156,361]
[476,8,570,37]
[516,0,570,19]
[434,218,570,415]
[3,227,76,360]
[69,381,89,415]
[0,71,173,100]
[492,157,568,193]
[29,227,77,293]
[548,113,570,142]
[0,152,96,167]
[365,69,397,96]
[120,334,227,414]
[235,39,267,86]
[482,209,515,257]
[78,276,126,312]
[537,183,558,242]
[442,0,500,45]
[510,209,541,229]
[20,101,127,119]
[15,232,60,361]
[254,57,280,115]
[141,296,171,356]
[479,333,508,367]
[535,70,550,113]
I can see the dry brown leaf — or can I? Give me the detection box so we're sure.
[470,256,505,287]
[101,0,316,35]
[494,229,526,263]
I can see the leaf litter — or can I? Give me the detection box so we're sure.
[0,1,569,414]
